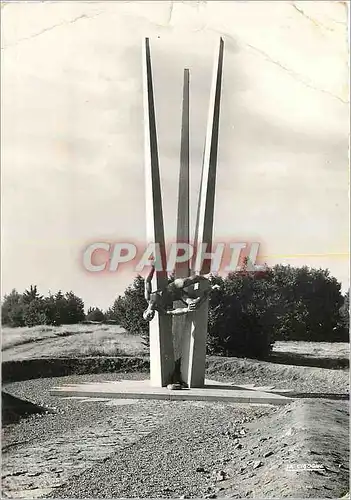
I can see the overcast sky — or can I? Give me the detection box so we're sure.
[2,1,349,309]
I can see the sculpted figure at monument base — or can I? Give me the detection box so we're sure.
[143,263,212,322]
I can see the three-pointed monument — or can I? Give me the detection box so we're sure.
[50,37,293,407]
[142,37,224,388]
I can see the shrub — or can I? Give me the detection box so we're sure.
[64,291,85,324]
[86,307,105,322]
[107,276,149,341]
[107,264,348,360]
[1,290,26,327]
[208,271,275,358]
[23,299,49,327]
[270,265,346,342]
[338,290,350,341]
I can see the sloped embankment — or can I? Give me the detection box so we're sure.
[3,355,349,397]
[216,399,349,498]
[206,356,349,395]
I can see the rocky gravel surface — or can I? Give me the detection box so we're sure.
[49,401,275,499]
[2,373,349,499]
[206,357,349,396]
[49,400,349,499]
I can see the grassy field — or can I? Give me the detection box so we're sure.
[1,324,147,362]
[1,324,349,362]
[273,340,349,359]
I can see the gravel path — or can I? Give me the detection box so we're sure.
[49,402,274,499]
[47,399,349,500]
[2,374,349,499]
[2,374,273,498]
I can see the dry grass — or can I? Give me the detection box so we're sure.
[273,341,349,360]
[1,324,147,362]
[1,324,97,350]
[2,325,349,371]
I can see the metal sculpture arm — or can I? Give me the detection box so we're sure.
[165,306,190,316]
[164,288,210,316]
[144,264,155,301]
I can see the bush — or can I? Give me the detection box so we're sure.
[209,265,347,348]
[1,290,26,327]
[1,287,48,328]
[338,290,350,340]
[208,271,275,358]
[270,265,347,342]
[86,307,105,322]
[107,264,348,360]
[64,291,85,324]
[23,299,49,327]
[107,276,149,342]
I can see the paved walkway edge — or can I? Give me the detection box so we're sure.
[50,379,294,406]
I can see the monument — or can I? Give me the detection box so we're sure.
[142,37,225,389]
[50,36,293,406]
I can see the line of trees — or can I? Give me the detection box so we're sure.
[106,265,350,357]
[2,265,349,359]
[206,265,349,357]
[1,287,111,328]
[1,286,86,327]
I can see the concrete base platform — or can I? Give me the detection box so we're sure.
[50,379,294,405]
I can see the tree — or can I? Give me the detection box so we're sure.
[270,265,345,341]
[338,290,350,340]
[208,264,347,356]
[20,285,47,326]
[1,286,86,327]
[54,291,67,325]
[64,291,85,324]
[42,293,60,326]
[119,275,149,336]
[208,271,275,358]
[22,285,43,305]
[108,275,149,339]
[1,289,26,327]
[23,299,48,327]
[86,307,105,322]
[8,304,27,327]
[106,296,127,324]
